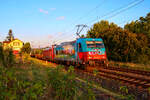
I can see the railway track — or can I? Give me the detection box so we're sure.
[75,66,150,89]
[98,66,150,89]
[31,57,150,99]
[33,57,150,89]
[32,57,150,99]
[102,66,150,76]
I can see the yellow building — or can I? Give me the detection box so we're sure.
[3,39,24,54]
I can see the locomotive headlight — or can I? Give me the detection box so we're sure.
[88,57,92,59]
[102,56,105,58]
[88,52,91,55]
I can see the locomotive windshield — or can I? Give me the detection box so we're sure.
[86,41,104,48]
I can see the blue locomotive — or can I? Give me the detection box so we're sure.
[41,38,108,67]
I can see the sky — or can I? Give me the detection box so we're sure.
[0,0,150,48]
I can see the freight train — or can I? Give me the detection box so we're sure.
[31,38,108,68]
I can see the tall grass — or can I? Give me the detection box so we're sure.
[0,46,3,66]
[47,65,96,100]
[2,48,15,68]
[0,66,46,100]
[0,46,15,68]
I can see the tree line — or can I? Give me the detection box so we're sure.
[1,12,150,64]
[3,29,31,54]
[0,30,31,67]
[86,12,150,64]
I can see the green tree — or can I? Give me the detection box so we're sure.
[87,20,149,63]
[81,34,85,38]
[21,42,31,54]
[87,20,118,38]
[124,12,150,46]
[6,29,14,41]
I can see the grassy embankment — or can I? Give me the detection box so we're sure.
[0,56,98,100]
[0,56,55,100]
[0,55,136,100]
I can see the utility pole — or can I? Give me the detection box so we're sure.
[76,24,88,38]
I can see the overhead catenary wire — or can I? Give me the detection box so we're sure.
[86,0,144,25]
[117,16,141,26]
[87,16,143,33]
[53,27,76,44]
[51,0,107,44]
[48,0,144,46]
[70,0,107,26]
[121,6,150,26]
[105,0,144,20]
[64,0,144,39]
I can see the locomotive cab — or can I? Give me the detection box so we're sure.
[75,38,107,65]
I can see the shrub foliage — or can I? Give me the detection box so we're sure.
[21,42,31,54]
[87,20,150,63]
[47,66,96,100]
[2,48,15,67]
[0,47,15,67]
[0,67,46,100]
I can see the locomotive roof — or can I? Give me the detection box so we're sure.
[77,38,103,42]
[56,38,103,47]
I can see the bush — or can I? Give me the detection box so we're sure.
[2,48,15,68]
[120,86,135,100]
[0,67,46,100]
[136,54,149,64]
[0,46,3,65]
[47,66,96,100]
[47,66,78,100]
[21,42,31,54]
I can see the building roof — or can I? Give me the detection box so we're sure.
[12,39,23,43]
[3,39,23,44]
[3,41,10,43]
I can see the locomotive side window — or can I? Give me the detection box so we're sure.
[86,41,104,48]
[79,43,81,48]
[78,43,82,52]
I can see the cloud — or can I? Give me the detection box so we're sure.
[50,8,56,11]
[48,34,53,39]
[39,8,49,14]
[57,32,63,35]
[56,16,65,20]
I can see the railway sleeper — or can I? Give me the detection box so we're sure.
[104,66,150,76]
[98,68,150,83]
[97,72,149,88]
